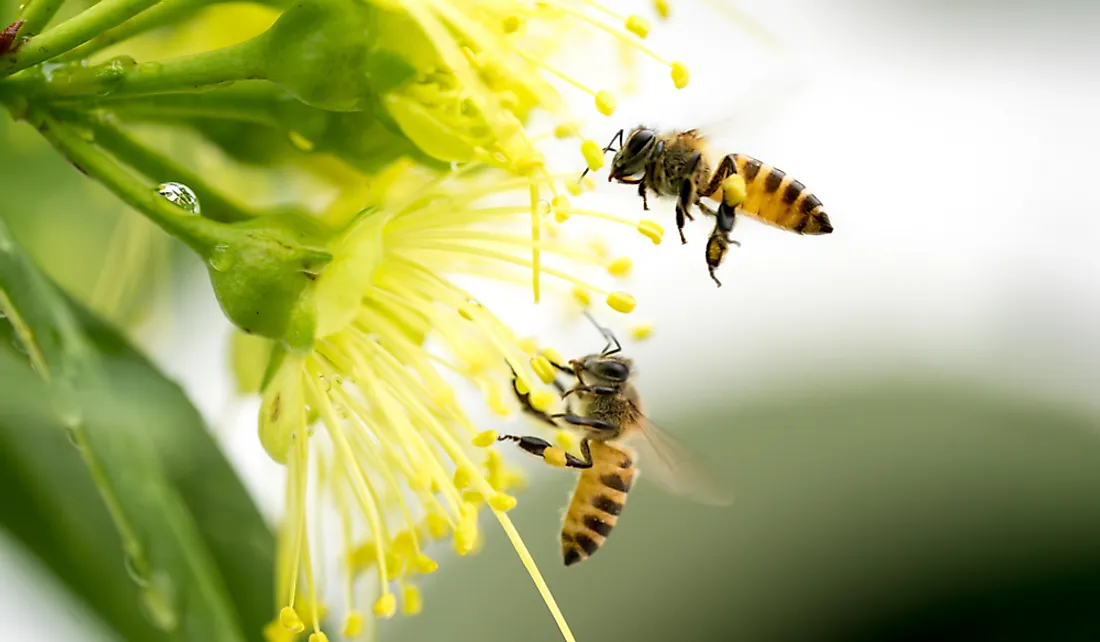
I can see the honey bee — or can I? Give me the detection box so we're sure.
[500,312,732,566]
[585,127,833,287]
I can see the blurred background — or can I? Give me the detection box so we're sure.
[3,0,1100,641]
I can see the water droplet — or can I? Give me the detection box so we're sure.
[319,375,331,391]
[155,182,200,215]
[11,335,27,354]
[0,310,7,319]
[123,548,151,587]
[208,245,234,272]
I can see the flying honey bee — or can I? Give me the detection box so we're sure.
[499,312,732,566]
[584,126,833,287]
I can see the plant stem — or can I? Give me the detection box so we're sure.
[83,115,260,223]
[0,34,269,100]
[28,109,232,257]
[0,0,159,77]
[58,0,205,62]
[17,0,68,38]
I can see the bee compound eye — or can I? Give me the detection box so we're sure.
[599,360,630,381]
[626,130,654,157]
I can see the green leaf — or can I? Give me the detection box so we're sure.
[0,219,275,641]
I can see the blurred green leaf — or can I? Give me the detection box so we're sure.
[393,382,1100,642]
[0,220,274,641]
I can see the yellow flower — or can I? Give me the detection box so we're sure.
[254,159,664,641]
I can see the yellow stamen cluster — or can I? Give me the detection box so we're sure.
[255,160,667,641]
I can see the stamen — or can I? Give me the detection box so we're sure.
[494,512,577,642]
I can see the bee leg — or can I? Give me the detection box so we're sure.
[497,435,593,469]
[675,206,688,244]
[510,369,560,428]
[705,204,740,288]
[637,178,649,210]
[675,152,703,244]
[551,413,618,436]
[700,154,739,199]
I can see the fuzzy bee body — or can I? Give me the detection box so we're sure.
[601,126,833,286]
[560,440,636,565]
[500,312,732,566]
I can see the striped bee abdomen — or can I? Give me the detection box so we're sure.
[733,154,833,235]
[561,441,636,566]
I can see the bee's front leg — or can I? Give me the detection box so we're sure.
[498,435,593,469]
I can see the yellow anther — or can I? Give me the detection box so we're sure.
[551,195,572,223]
[425,513,450,540]
[566,180,584,196]
[502,14,524,33]
[393,530,416,557]
[542,347,564,366]
[454,506,479,555]
[472,430,498,447]
[309,633,329,642]
[518,336,539,355]
[462,490,485,506]
[288,131,315,152]
[608,257,633,277]
[343,612,364,638]
[722,174,747,207]
[607,291,637,313]
[595,90,616,116]
[631,323,654,341]
[490,492,518,511]
[453,466,473,489]
[347,541,377,572]
[637,219,664,244]
[543,446,568,467]
[581,139,606,171]
[373,593,396,619]
[403,585,423,616]
[530,355,557,384]
[625,15,650,38]
[384,551,403,580]
[280,607,305,633]
[530,390,557,412]
[588,238,610,258]
[414,554,439,574]
[486,385,510,416]
[671,61,690,89]
[654,0,671,19]
[554,123,574,139]
[554,429,575,449]
[514,377,530,395]
[572,285,592,306]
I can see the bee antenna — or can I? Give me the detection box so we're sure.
[577,129,625,182]
[582,309,621,356]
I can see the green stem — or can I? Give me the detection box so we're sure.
[82,115,260,223]
[58,0,209,63]
[28,109,233,257]
[0,34,269,100]
[0,0,159,77]
[17,0,68,38]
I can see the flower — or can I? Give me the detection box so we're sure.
[252,160,664,640]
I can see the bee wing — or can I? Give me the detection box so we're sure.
[626,411,734,507]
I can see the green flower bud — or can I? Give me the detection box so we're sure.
[261,0,417,112]
[205,214,332,352]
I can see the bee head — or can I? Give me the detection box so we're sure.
[571,354,633,386]
[609,127,657,181]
